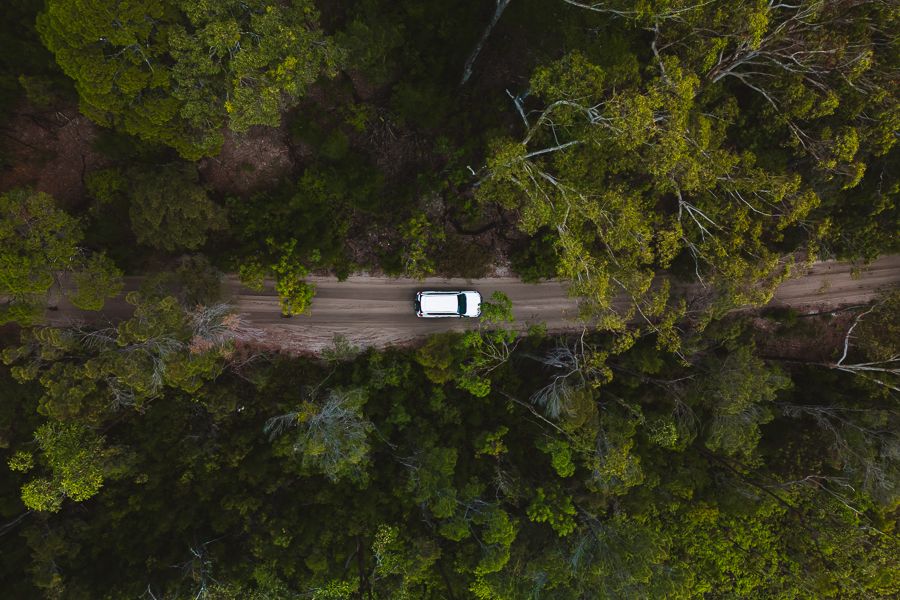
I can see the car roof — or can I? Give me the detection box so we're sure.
[420,292,459,313]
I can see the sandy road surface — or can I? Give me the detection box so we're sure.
[770,257,900,306]
[46,256,900,352]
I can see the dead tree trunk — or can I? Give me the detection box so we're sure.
[460,0,513,86]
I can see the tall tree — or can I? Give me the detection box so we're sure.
[654,0,899,189]
[478,52,817,336]
[266,387,374,484]
[0,188,122,324]
[9,422,112,512]
[88,164,227,252]
[4,294,238,419]
[38,0,343,158]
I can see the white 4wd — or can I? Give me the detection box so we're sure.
[415,291,482,318]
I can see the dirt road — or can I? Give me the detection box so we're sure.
[46,256,900,352]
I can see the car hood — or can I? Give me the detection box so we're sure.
[463,291,482,317]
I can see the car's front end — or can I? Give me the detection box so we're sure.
[462,291,482,317]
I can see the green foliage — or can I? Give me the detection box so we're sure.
[87,164,227,252]
[415,332,462,385]
[38,0,343,158]
[0,189,122,323]
[537,438,575,478]
[1,329,897,597]
[68,253,124,310]
[267,388,373,484]
[274,274,315,317]
[398,214,444,279]
[475,426,509,458]
[371,524,441,598]
[480,291,514,323]
[335,11,404,85]
[310,579,358,600]
[526,487,576,536]
[139,254,223,307]
[4,293,231,418]
[471,506,517,576]
[855,291,900,365]
[241,238,316,317]
[2,0,899,596]
[84,166,127,206]
[455,292,518,397]
[691,344,792,458]
[20,478,61,513]
[479,53,818,337]
[510,229,559,283]
[0,188,79,323]
[819,154,899,262]
[18,422,107,511]
[0,0,69,139]
[228,167,362,287]
[7,450,34,472]
[586,407,645,495]
[129,164,227,251]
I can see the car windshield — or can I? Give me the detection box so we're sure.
[457,293,466,315]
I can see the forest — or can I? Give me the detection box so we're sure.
[0,0,898,598]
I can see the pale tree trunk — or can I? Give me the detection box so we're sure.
[832,303,900,393]
[460,0,514,85]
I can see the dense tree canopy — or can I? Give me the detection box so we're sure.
[0,189,122,324]
[37,0,342,158]
[87,164,227,252]
[480,53,819,332]
[1,317,897,598]
[478,0,899,331]
[0,0,897,598]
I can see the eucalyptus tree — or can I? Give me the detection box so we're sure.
[8,422,110,513]
[265,387,374,484]
[831,292,900,394]
[3,294,240,420]
[87,164,227,252]
[478,52,817,338]
[38,0,343,158]
[564,0,899,190]
[654,0,899,189]
[0,188,122,324]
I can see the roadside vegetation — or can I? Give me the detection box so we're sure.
[0,0,898,597]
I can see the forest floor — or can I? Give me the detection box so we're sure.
[46,256,900,354]
[0,101,300,201]
[197,124,295,196]
[0,103,106,207]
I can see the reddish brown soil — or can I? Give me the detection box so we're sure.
[362,110,432,181]
[197,124,294,196]
[1,102,296,202]
[345,69,383,102]
[751,311,856,363]
[0,103,108,206]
